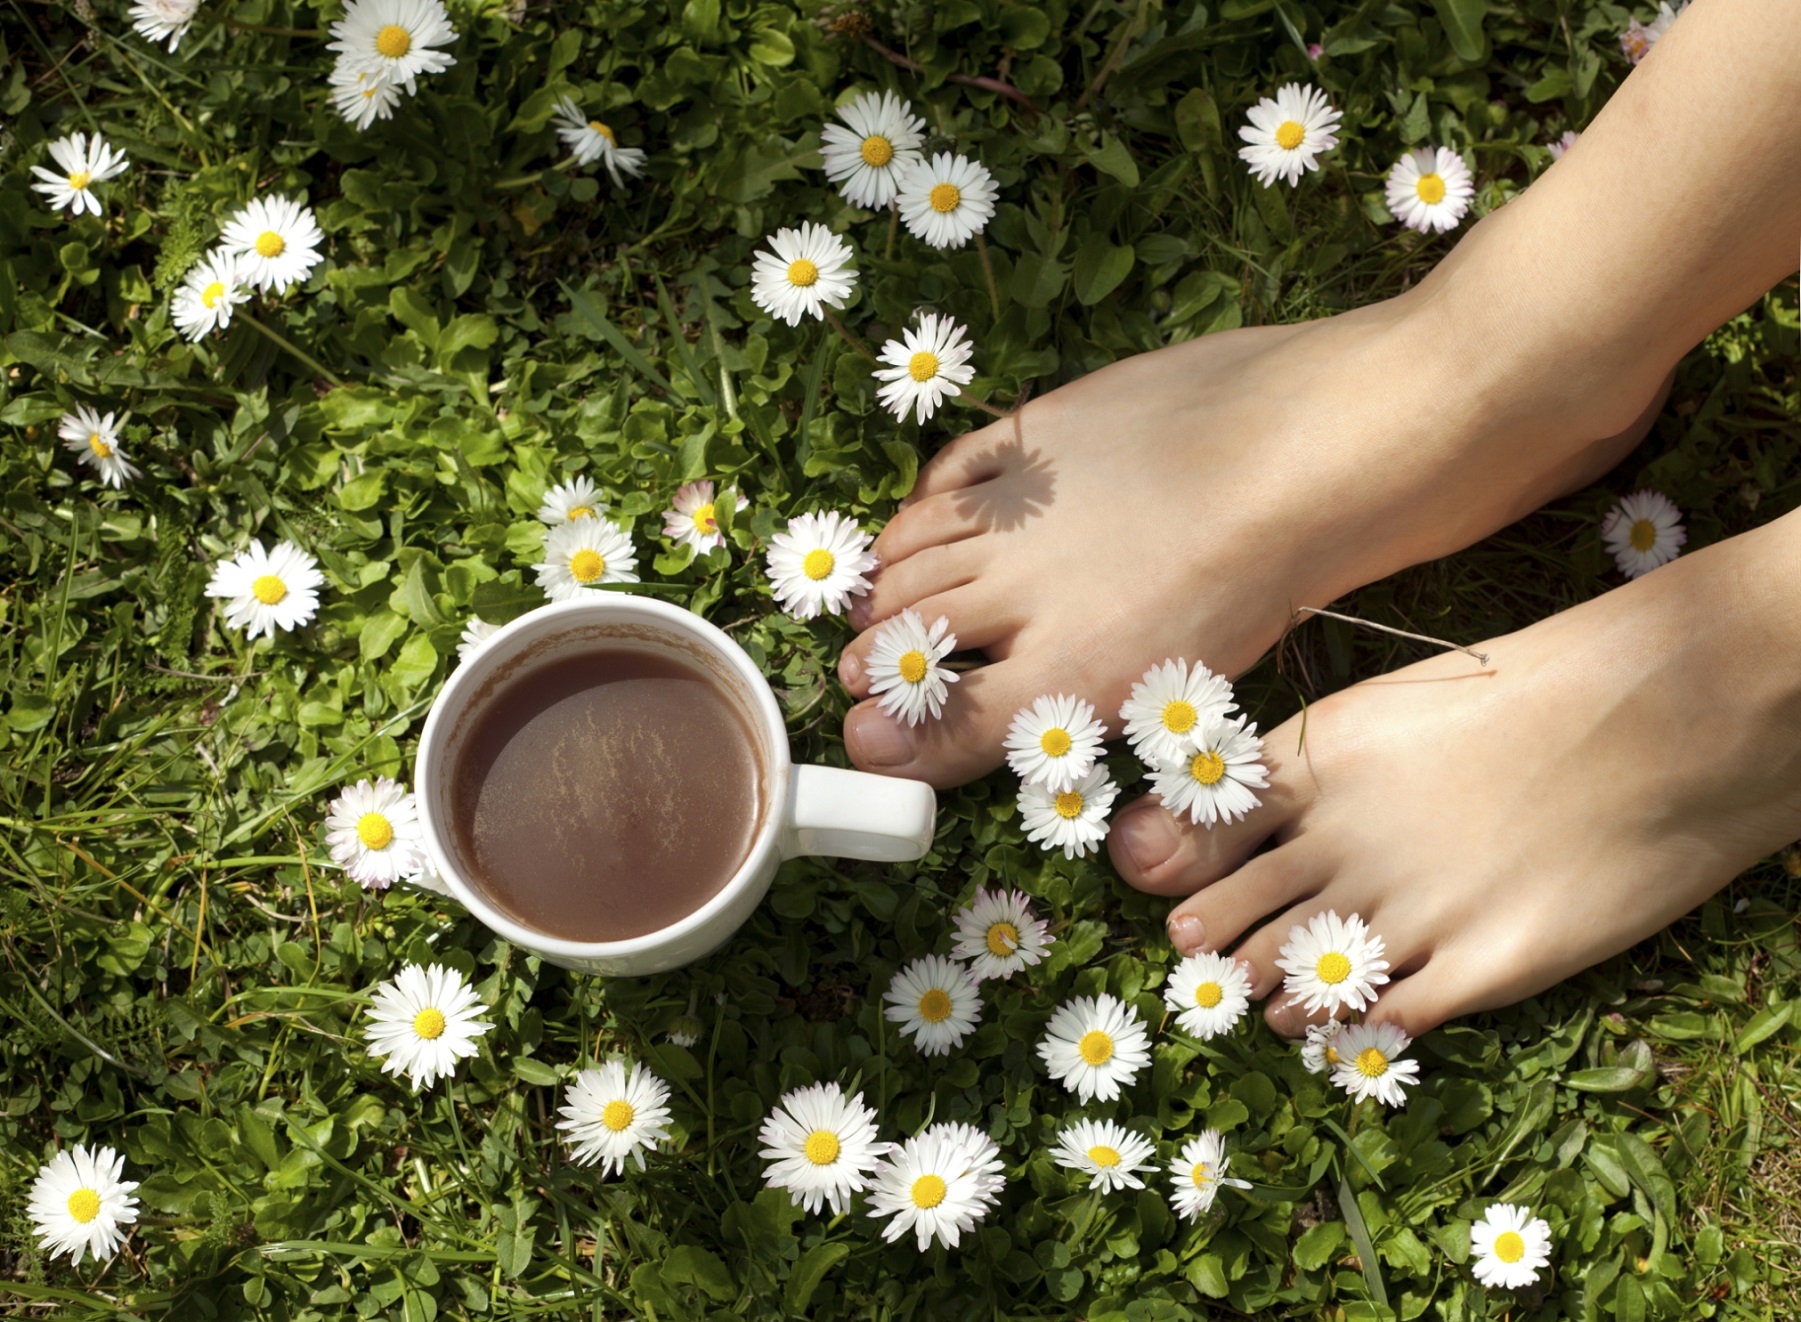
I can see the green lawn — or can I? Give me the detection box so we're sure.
[3,0,1799,1317]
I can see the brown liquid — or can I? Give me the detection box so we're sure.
[449,647,762,942]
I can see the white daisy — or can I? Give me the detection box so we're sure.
[324,776,427,889]
[551,95,648,187]
[129,0,199,50]
[1167,1130,1251,1221]
[666,1015,703,1048]
[535,518,639,602]
[1621,2,1682,64]
[1328,1021,1421,1108]
[866,1123,1004,1251]
[866,608,959,726]
[329,59,405,131]
[896,152,998,250]
[749,221,858,327]
[1150,714,1268,829]
[30,132,129,217]
[758,1082,889,1215]
[949,887,1054,982]
[536,475,608,526]
[205,539,324,640]
[1470,1203,1554,1290]
[1118,658,1237,767]
[1164,951,1253,1041]
[872,313,977,424]
[1236,83,1341,188]
[58,404,141,488]
[557,1058,674,1176]
[820,89,926,209]
[1003,693,1106,794]
[219,194,325,294]
[457,616,500,663]
[1300,1020,1346,1075]
[1051,1119,1156,1194]
[1018,762,1118,860]
[363,962,492,1090]
[1385,146,1476,235]
[1275,910,1391,1017]
[1547,129,1579,160]
[662,479,730,554]
[1037,993,1151,1104]
[1602,489,1686,578]
[765,510,877,620]
[883,954,982,1057]
[171,248,248,341]
[27,1145,139,1266]
[327,0,457,94]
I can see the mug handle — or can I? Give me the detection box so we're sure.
[782,764,937,863]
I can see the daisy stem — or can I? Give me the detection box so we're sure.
[495,158,578,190]
[975,232,1003,322]
[241,314,346,389]
[954,385,1010,419]
[884,204,898,261]
[819,306,877,363]
[199,8,323,36]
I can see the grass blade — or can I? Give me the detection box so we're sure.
[1336,1172,1390,1313]
[560,281,675,394]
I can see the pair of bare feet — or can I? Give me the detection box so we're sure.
[832,268,1801,1040]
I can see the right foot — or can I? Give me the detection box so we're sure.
[836,243,1673,788]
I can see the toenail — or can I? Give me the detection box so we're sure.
[1167,914,1205,956]
[846,707,914,768]
[1118,806,1180,875]
[838,649,863,688]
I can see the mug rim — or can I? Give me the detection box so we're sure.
[413,593,793,961]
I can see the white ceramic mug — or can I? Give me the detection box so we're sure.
[410,594,937,976]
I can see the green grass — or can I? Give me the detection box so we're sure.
[3,0,1801,1317]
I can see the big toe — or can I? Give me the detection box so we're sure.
[844,660,1039,790]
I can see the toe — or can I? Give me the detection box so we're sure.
[843,657,1037,789]
[848,540,988,633]
[1163,839,1337,962]
[838,581,1022,697]
[1110,709,1317,895]
[873,492,990,568]
[899,417,1014,507]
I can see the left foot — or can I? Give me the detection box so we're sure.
[1110,510,1801,1036]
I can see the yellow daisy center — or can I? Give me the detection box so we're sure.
[587,121,616,144]
[917,987,953,1023]
[804,1130,840,1165]
[1078,1029,1113,1065]
[1087,1144,1121,1168]
[1194,981,1223,1009]
[201,280,226,309]
[908,350,939,382]
[87,432,112,459]
[252,574,287,605]
[929,182,961,213]
[1275,120,1306,150]
[569,549,605,583]
[1628,518,1657,552]
[602,1100,634,1132]
[910,1174,947,1208]
[1190,750,1226,785]
[357,813,394,850]
[67,1188,101,1223]
[802,548,834,581]
[68,171,92,191]
[898,650,928,683]
[376,23,412,57]
[1316,952,1352,984]
[1324,1044,1341,1066]
[567,504,595,520]
[362,86,379,100]
[412,1008,446,1040]
[1054,790,1085,820]
[1191,1161,1213,1189]
[1355,1046,1389,1078]
[986,921,1019,956]
[860,134,893,166]
[691,502,717,533]
[1162,699,1197,733]
[787,258,819,287]
[1039,727,1072,757]
[1493,1230,1526,1263]
[1415,173,1447,205]
[255,230,286,258]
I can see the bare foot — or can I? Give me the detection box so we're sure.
[836,248,1673,788]
[1110,511,1801,1036]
